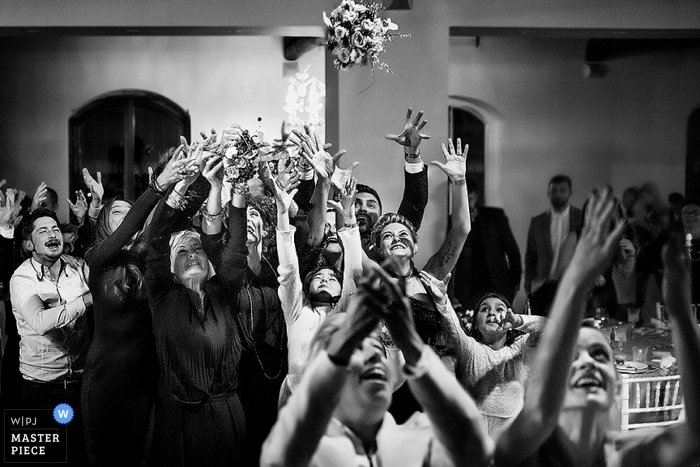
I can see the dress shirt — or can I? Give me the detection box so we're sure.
[549,205,570,279]
[10,255,90,382]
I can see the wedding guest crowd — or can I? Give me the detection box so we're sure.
[1,106,699,467]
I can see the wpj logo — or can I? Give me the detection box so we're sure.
[4,406,69,463]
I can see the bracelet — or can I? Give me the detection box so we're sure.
[404,148,420,158]
[202,210,223,222]
[403,345,430,379]
[167,195,187,211]
[452,179,466,185]
[149,179,167,197]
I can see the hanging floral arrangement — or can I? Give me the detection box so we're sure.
[323,0,405,72]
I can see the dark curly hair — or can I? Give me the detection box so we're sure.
[22,208,60,241]
[370,212,418,256]
[470,292,523,347]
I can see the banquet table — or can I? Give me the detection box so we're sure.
[605,323,677,378]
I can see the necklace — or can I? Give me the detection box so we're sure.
[243,258,285,380]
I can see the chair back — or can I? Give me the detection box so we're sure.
[620,375,685,431]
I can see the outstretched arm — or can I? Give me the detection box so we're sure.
[386,107,431,229]
[641,235,700,467]
[495,189,624,465]
[369,263,492,466]
[330,177,362,309]
[261,278,379,467]
[423,139,471,280]
[291,127,345,248]
[87,152,186,269]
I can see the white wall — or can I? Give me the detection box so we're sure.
[0,35,324,220]
[450,36,700,250]
[2,0,700,271]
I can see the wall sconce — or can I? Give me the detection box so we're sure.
[283,65,326,140]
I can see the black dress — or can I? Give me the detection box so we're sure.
[202,206,288,466]
[81,188,160,467]
[146,196,247,467]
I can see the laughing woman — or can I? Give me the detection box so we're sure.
[371,138,471,351]
[495,189,700,467]
[145,155,246,466]
[81,154,183,467]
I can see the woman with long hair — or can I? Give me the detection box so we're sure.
[81,152,184,466]
[427,284,545,433]
[370,139,470,350]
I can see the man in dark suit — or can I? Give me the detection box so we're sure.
[451,178,522,309]
[525,174,583,316]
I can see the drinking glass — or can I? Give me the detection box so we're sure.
[613,324,628,351]
[632,346,647,363]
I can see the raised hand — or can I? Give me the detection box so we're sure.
[0,188,16,228]
[385,107,430,151]
[291,127,341,179]
[199,128,219,151]
[156,144,188,188]
[66,190,88,222]
[431,138,467,184]
[30,181,48,212]
[500,308,524,331]
[277,160,301,193]
[82,168,104,205]
[201,155,224,188]
[569,187,626,286]
[418,270,450,306]
[261,164,297,214]
[327,177,358,224]
[330,158,359,192]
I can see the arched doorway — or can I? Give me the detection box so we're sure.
[686,107,700,199]
[69,89,190,201]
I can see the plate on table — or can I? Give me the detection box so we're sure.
[616,361,649,374]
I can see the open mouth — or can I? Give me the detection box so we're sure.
[45,239,61,249]
[185,260,202,269]
[326,234,338,243]
[360,365,388,382]
[390,242,407,251]
[572,372,606,390]
[356,213,371,225]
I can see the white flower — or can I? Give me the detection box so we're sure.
[349,49,358,63]
[361,19,375,31]
[384,18,399,32]
[226,166,239,180]
[323,11,332,28]
[342,9,358,22]
[225,146,238,158]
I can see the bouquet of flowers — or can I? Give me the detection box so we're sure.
[323,0,402,71]
[220,127,270,185]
